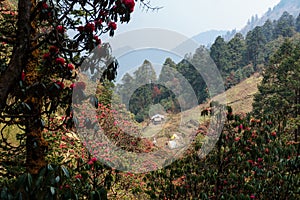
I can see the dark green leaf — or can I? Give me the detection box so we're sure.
[61,165,70,178]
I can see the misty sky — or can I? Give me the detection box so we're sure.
[116,0,281,37]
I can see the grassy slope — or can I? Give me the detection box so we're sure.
[180,72,262,121]
[212,73,262,114]
[142,73,262,144]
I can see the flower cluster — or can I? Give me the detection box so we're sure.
[88,157,97,165]
[123,0,135,13]
[55,57,65,66]
[56,25,65,34]
[85,22,95,33]
[108,22,117,30]
[93,35,101,45]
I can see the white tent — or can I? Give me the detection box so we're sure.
[151,114,165,125]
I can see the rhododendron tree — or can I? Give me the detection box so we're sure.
[0,0,160,198]
[144,106,299,199]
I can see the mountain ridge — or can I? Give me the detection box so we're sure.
[240,0,300,36]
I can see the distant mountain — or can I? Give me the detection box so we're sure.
[240,0,300,35]
[172,30,228,55]
[191,30,228,47]
[115,29,229,82]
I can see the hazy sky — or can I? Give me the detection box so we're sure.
[116,0,281,37]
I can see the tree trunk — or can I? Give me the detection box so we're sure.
[0,0,48,174]
[24,0,48,175]
[25,97,48,174]
[0,0,31,109]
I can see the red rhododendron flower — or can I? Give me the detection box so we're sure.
[49,46,59,54]
[56,57,65,66]
[77,26,85,32]
[93,35,101,45]
[56,25,65,34]
[21,71,25,81]
[123,0,135,13]
[88,157,97,165]
[250,194,255,199]
[43,53,50,60]
[75,174,82,179]
[234,137,240,142]
[247,160,253,164]
[239,124,243,130]
[69,83,75,89]
[42,2,48,9]
[265,148,270,154]
[271,131,276,137]
[56,81,64,89]
[85,22,95,32]
[108,22,117,30]
[67,63,74,70]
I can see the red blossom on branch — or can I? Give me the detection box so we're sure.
[123,0,135,13]
[108,22,117,30]
[93,35,101,45]
[67,63,74,70]
[42,2,48,9]
[77,26,85,32]
[55,57,65,66]
[56,81,65,89]
[56,25,65,34]
[21,71,25,81]
[85,23,95,33]
[43,53,50,60]
[49,46,59,54]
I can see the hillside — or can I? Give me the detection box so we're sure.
[211,73,262,113]
[186,73,262,119]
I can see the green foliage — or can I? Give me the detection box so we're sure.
[116,60,158,122]
[296,13,300,33]
[253,39,300,142]
[227,33,247,72]
[210,36,230,71]
[210,11,300,89]
[246,26,267,66]
[274,11,295,38]
[1,2,299,199]
[143,108,299,199]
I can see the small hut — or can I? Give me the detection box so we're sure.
[151,114,165,125]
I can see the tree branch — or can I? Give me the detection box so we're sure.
[0,35,15,44]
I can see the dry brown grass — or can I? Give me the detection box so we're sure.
[212,73,262,114]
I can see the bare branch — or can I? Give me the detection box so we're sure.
[139,0,163,11]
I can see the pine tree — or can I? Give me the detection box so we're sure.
[295,13,300,33]
[227,33,247,72]
[210,36,230,72]
[246,26,267,66]
[274,11,295,38]
[253,39,300,141]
